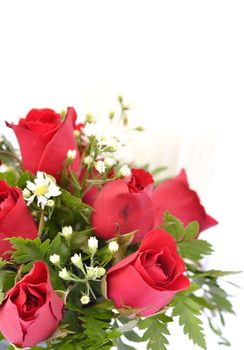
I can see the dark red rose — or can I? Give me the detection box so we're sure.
[106,228,190,316]
[6,107,80,180]
[92,168,155,242]
[0,180,37,258]
[0,261,63,347]
[152,169,218,233]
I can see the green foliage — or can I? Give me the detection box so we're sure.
[9,237,50,264]
[138,314,172,350]
[178,239,213,261]
[172,296,206,349]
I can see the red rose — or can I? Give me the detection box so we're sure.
[0,261,64,347]
[92,168,155,242]
[0,180,37,258]
[153,169,218,233]
[106,228,190,316]
[7,107,80,180]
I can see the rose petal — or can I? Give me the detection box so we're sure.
[107,264,175,316]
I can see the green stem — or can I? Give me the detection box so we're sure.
[38,211,45,238]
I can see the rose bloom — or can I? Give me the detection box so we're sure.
[153,169,218,233]
[0,180,37,258]
[106,228,190,316]
[92,168,155,242]
[7,107,80,180]
[0,261,64,347]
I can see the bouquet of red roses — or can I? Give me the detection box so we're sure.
[0,101,237,350]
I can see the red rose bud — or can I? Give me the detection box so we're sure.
[106,229,190,316]
[0,261,64,347]
[0,180,38,258]
[152,169,218,233]
[6,107,80,180]
[92,168,155,243]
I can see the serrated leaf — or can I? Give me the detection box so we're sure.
[139,315,170,350]
[178,239,213,261]
[192,269,241,278]
[183,221,199,241]
[172,297,206,349]
[117,339,137,350]
[163,211,184,241]
[9,237,49,264]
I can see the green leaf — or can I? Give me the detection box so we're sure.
[9,237,50,264]
[47,234,70,264]
[139,314,171,350]
[0,258,7,269]
[178,239,213,261]
[172,296,206,349]
[17,171,31,188]
[117,339,137,350]
[61,189,91,211]
[163,211,184,241]
[0,290,4,304]
[192,269,241,278]
[183,221,199,241]
[0,170,17,185]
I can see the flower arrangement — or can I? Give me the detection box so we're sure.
[0,100,237,350]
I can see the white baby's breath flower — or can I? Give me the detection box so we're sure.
[88,237,98,253]
[104,157,116,168]
[60,226,73,240]
[84,155,93,165]
[80,295,90,305]
[50,254,61,266]
[94,160,106,174]
[67,149,77,160]
[108,241,119,253]
[71,253,83,270]
[86,266,106,280]
[23,188,31,199]
[25,172,61,209]
[119,165,131,177]
[59,268,71,281]
[46,199,55,207]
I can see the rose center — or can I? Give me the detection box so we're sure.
[25,293,39,311]
[35,184,49,196]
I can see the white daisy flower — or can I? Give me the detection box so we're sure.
[25,171,61,209]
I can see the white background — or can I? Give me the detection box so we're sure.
[0,1,243,349]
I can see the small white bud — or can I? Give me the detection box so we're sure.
[119,165,131,177]
[61,226,73,240]
[49,254,61,266]
[104,157,116,168]
[71,254,83,270]
[80,295,90,305]
[59,268,71,281]
[67,149,77,160]
[97,267,106,278]
[84,155,93,165]
[23,188,31,199]
[88,237,98,253]
[86,266,105,280]
[94,160,106,174]
[46,199,55,207]
[108,241,119,253]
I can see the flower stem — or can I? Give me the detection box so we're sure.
[38,211,45,238]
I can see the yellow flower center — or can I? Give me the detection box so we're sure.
[35,185,49,196]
